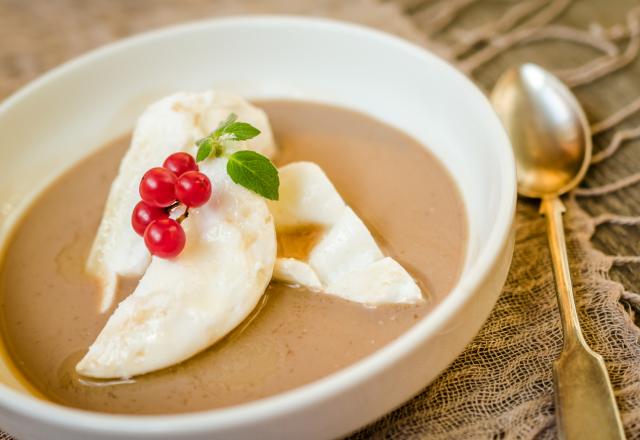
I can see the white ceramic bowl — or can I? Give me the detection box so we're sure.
[0,16,515,440]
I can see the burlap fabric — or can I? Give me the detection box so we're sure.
[2,1,640,439]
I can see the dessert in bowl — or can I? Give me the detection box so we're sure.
[0,16,515,440]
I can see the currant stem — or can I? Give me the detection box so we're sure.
[165,201,189,224]
[164,201,181,212]
[176,210,189,224]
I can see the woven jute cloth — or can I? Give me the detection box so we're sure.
[3,1,640,439]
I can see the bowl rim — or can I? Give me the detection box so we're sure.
[0,15,516,435]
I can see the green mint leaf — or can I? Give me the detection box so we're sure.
[227,150,279,200]
[196,114,262,164]
[213,113,238,137]
[196,138,214,162]
[220,122,261,141]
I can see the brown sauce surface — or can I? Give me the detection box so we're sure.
[0,100,466,414]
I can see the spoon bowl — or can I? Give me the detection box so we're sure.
[491,63,592,198]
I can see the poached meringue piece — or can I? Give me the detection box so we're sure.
[77,159,276,378]
[269,162,424,305]
[86,91,275,313]
[78,93,277,378]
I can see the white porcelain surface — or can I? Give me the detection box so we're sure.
[0,16,516,440]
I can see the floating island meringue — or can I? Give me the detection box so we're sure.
[270,162,422,305]
[77,91,425,379]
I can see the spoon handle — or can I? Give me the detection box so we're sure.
[540,196,625,440]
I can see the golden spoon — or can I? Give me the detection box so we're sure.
[491,63,625,440]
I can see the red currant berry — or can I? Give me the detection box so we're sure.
[176,171,212,208]
[163,152,198,177]
[139,167,177,207]
[131,200,168,236]
[144,218,186,258]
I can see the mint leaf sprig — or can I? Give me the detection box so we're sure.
[195,114,279,200]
